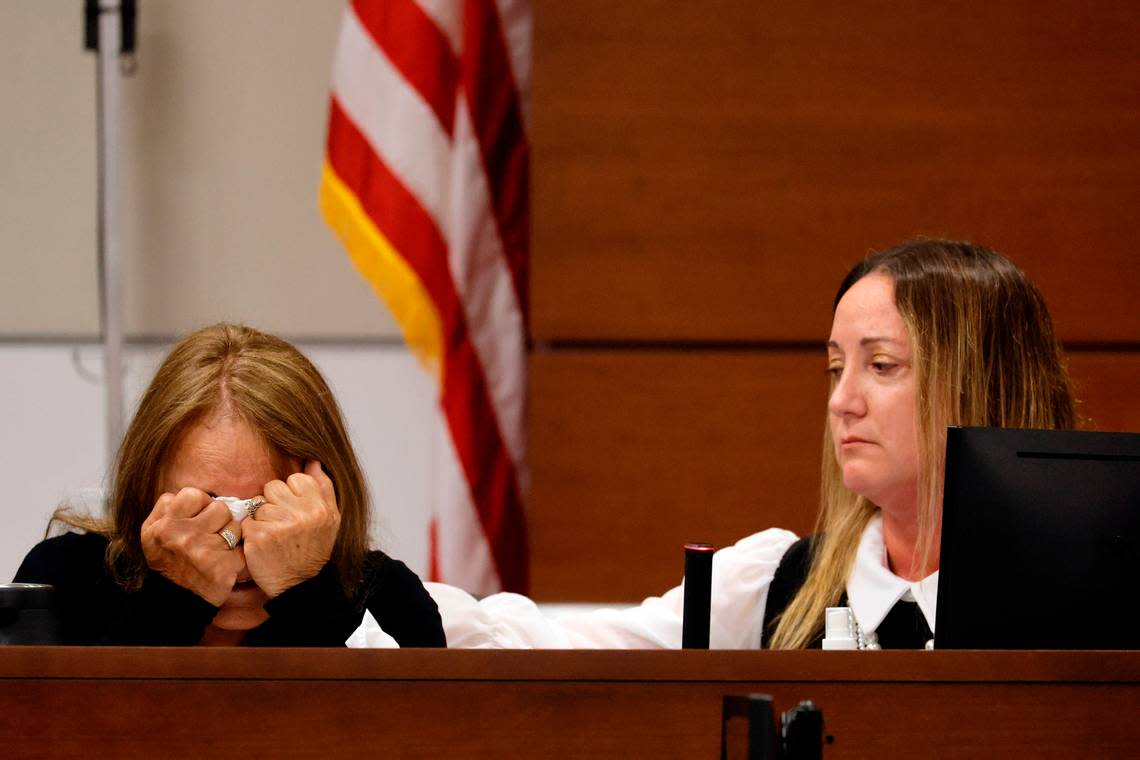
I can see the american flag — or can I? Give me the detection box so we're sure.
[320,0,530,595]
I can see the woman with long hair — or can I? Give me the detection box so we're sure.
[15,323,445,647]
[400,238,1076,649]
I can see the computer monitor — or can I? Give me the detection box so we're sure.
[935,427,1140,649]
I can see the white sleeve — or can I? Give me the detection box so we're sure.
[428,528,799,649]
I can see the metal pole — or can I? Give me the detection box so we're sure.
[88,1,134,470]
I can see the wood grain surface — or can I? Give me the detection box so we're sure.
[2,649,1136,759]
[530,0,1140,341]
[523,0,1140,601]
[528,350,1140,600]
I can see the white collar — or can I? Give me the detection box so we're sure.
[845,512,939,634]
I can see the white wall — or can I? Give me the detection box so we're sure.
[0,0,396,339]
[2,340,436,581]
[0,4,445,578]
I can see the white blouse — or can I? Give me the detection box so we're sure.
[347,512,938,649]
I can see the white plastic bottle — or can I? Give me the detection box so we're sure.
[821,607,858,650]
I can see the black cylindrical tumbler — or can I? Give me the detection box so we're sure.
[0,583,62,645]
[681,543,714,649]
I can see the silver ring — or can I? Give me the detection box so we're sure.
[246,497,265,519]
[219,528,239,551]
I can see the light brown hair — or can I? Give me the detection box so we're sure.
[56,323,372,593]
[769,239,1076,648]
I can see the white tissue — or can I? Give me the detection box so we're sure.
[213,495,263,524]
[345,610,400,648]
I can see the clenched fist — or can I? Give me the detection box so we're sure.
[241,460,340,598]
[141,487,245,606]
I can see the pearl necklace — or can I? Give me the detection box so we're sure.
[851,613,880,650]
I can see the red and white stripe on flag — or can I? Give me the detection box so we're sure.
[319,0,530,595]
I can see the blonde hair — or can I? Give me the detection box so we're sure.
[769,240,1076,648]
[55,324,371,593]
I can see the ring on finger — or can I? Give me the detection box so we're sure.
[245,497,266,520]
[219,528,239,551]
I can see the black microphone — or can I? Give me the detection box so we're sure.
[682,542,715,649]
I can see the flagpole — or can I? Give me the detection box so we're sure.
[86,0,137,470]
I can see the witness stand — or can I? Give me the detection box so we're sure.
[1,648,1135,757]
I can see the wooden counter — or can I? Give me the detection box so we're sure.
[1,649,1136,757]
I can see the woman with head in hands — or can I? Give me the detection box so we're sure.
[16,323,445,647]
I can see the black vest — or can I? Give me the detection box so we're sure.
[760,535,933,649]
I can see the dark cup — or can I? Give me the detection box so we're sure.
[0,583,63,644]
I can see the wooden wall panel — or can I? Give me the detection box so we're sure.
[1068,352,1140,433]
[529,351,827,601]
[528,351,1140,601]
[525,0,1140,601]
[530,0,1140,342]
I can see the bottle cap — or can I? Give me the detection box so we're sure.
[822,606,858,650]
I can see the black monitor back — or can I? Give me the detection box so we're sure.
[935,427,1140,649]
